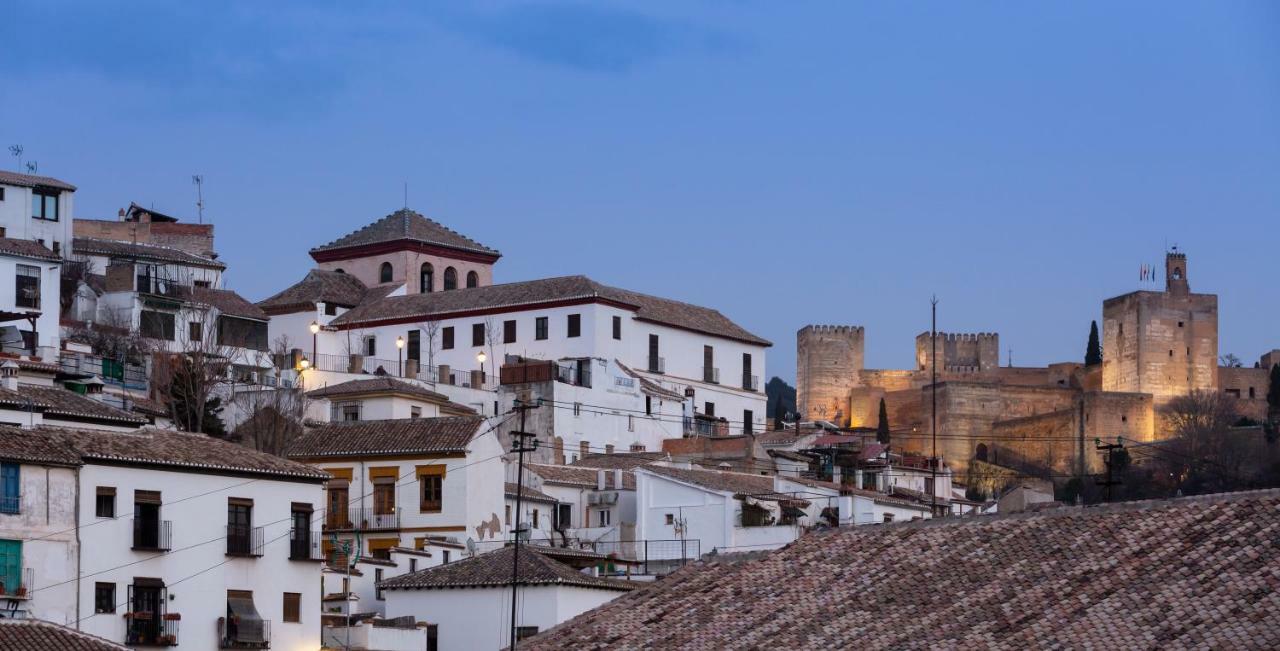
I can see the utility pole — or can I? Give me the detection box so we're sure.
[930,295,938,517]
[1095,438,1124,503]
[508,399,540,649]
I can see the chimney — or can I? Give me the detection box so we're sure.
[0,361,17,391]
[597,470,606,491]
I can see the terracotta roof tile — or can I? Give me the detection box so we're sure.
[379,545,633,592]
[191,287,268,321]
[523,489,1280,650]
[0,170,77,191]
[527,464,634,490]
[305,377,453,405]
[311,209,499,257]
[505,482,559,504]
[0,619,126,650]
[257,269,372,314]
[640,465,778,497]
[568,452,668,470]
[13,384,148,426]
[0,238,60,262]
[71,237,224,269]
[286,416,483,458]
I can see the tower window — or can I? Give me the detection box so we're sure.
[379,262,393,283]
[443,267,458,290]
[466,271,479,288]
[1178,321,1184,328]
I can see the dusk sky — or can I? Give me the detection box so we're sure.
[3,1,1277,381]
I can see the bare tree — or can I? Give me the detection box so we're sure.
[418,320,440,378]
[484,315,500,374]
[152,307,235,436]
[231,384,309,455]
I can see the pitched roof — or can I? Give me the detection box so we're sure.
[378,545,634,592]
[7,384,148,426]
[523,489,1280,650]
[0,237,61,262]
[639,465,778,498]
[0,170,77,191]
[0,426,329,481]
[72,237,224,269]
[527,464,634,490]
[569,451,668,470]
[329,275,770,346]
[286,416,483,459]
[0,618,127,651]
[256,269,374,314]
[306,377,451,403]
[191,287,268,321]
[505,482,559,504]
[311,209,499,257]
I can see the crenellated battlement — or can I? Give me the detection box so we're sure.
[797,324,866,424]
[799,324,865,335]
[915,330,1000,373]
[915,332,998,343]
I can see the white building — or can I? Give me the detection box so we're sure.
[0,170,76,358]
[303,376,478,423]
[0,424,329,650]
[379,545,634,650]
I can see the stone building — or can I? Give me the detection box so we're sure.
[795,325,863,423]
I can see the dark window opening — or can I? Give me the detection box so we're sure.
[443,267,457,291]
[94,582,115,614]
[466,271,479,288]
[379,262,393,283]
[535,317,548,340]
[420,474,442,513]
[188,321,202,343]
[96,487,116,518]
[218,315,269,351]
[442,327,454,350]
[15,264,39,309]
[567,314,581,338]
[472,323,485,347]
[139,310,176,341]
[31,189,58,221]
[407,330,420,361]
[503,320,516,344]
[612,316,621,340]
[283,592,301,623]
[420,263,434,293]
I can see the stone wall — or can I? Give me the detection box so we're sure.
[796,325,864,423]
[915,332,999,372]
[1219,365,1270,421]
[74,219,216,258]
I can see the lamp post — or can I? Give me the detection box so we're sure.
[309,321,320,370]
[396,335,405,377]
[477,350,486,385]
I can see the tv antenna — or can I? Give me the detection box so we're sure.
[8,145,22,171]
[25,161,37,174]
[192,175,205,223]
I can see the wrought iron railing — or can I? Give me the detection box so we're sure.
[743,374,759,392]
[289,529,324,561]
[225,525,265,557]
[0,494,19,514]
[219,616,270,649]
[703,367,720,384]
[58,351,148,389]
[648,356,665,374]
[125,595,180,647]
[133,520,172,551]
[0,567,33,599]
[323,507,400,532]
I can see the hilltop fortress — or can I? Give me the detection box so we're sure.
[797,251,1276,486]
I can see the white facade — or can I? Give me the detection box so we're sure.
[0,176,74,355]
[0,461,79,625]
[0,180,74,252]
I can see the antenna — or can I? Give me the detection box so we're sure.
[25,161,37,174]
[192,175,205,224]
[8,145,22,171]
[403,181,408,209]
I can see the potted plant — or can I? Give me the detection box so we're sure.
[163,613,181,621]
[160,634,177,645]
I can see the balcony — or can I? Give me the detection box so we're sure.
[125,610,180,647]
[132,520,172,552]
[647,356,665,374]
[703,367,720,384]
[219,617,270,649]
[59,351,148,390]
[323,507,400,532]
[743,374,759,392]
[225,526,265,557]
[0,494,19,514]
[136,274,188,300]
[0,567,33,599]
[289,529,324,561]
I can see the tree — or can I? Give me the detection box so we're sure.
[773,398,787,429]
[227,335,310,454]
[876,398,890,445]
[1268,364,1280,423]
[1085,320,1102,367]
[765,377,796,422]
[153,308,234,436]
[1220,354,1243,368]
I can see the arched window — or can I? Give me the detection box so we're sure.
[379,262,393,283]
[466,271,479,288]
[420,263,434,293]
[975,443,988,462]
[334,268,345,274]
[1172,267,1183,280]
[443,267,457,291]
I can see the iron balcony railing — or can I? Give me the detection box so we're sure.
[0,567,33,599]
[648,356,665,374]
[225,525,265,557]
[219,616,270,649]
[289,529,324,561]
[133,520,172,552]
[703,367,720,384]
[743,374,759,392]
[58,351,148,389]
[0,494,19,514]
[324,507,400,532]
[125,585,179,647]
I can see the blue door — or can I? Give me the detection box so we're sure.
[0,463,18,514]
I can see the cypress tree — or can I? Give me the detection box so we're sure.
[876,398,890,445]
[1268,364,1280,420]
[1085,320,1102,367]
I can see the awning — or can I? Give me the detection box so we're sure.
[227,595,267,644]
[782,505,807,519]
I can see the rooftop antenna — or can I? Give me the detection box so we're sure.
[403,180,408,209]
[192,175,205,224]
[24,161,37,174]
[8,145,22,171]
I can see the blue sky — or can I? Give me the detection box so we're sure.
[3,1,1278,380]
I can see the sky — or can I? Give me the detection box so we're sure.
[3,1,1278,382]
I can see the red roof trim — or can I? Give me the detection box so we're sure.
[309,240,501,265]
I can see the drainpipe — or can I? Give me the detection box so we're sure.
[74,465,82,629]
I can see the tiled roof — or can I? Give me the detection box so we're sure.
[329,275,769,346]
[286,416,483,458]
[15,359,61,375]
[569,451,668,470]
[505,482,559,504]
[523,489,1280,650]
[0,170,77,191]
[379,545,634,592]
[0,426,329,480]
[0,427,82,466]
[306,377,450,404]
[12,384,148,426]
[640,465,778,498]
[0,618,126,650]
[191,287,268,321]
[256,269,374,314]
[527,464,634,490]
[0,238,60,262]
[72,237,225,269]
[311,209,499,257]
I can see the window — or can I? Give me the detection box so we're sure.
[567,314,581,338]
[645,396,652,416]
[573,402,582,417]
[96,487,116,518]
[703,345,715,383]
[555,503,571,530]
[532,509,539,528]
[283,592,301,623]
[427,624,438,651]
[373,481,395,517]
[375,568,385,600]
[612,316,622,340]
[924,477,935,498]
[466,271,479,288]
[442,550,450,563]
[379,262,393,283]
[139,310,175,340]
[420,263,434,293]
[336,402,361,422]
[133,490,163,550]
[516,627,540,642]
[743,410,753,435]
[505,504,511,525]
[1178,321,1184,328]
[15,264,40,309]
[95,582,116,614]
[443,267,457,291]
[665,514,674,525]
[442,326,454,350]
[597,509,610,526]
[226,500,254,555]
[420,474,443,512]
[648,334,661,372]
[535,317,549,340]
[411,406,421,419]
[409,558,417,572]
[289,505,312,560]
[503,320,517,344]
[472,323,485,347]
[0,463,18,514]
[628,415,634,432]
[705,402,715,417]
[0,187,4,200]
[31,189,58,220]
[1250,387,1256,399]
[364,335,377,357]
[883,513,895,523]
[188,321,203,342]
[324,302,337,316]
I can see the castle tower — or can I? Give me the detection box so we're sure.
[796,325,864,425]
[915,332,1000,373]
[1102,250,1218,404]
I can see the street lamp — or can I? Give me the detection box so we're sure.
[477,350,486,383]
[299,356,310,370]
[309,321,320,369]
[396,336,405,377]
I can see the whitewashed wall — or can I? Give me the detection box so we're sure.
[0,463,78,625]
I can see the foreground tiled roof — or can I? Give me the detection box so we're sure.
[0,237,60,262]
[329,275,769,346]
[72,237,224,269]
[0,618,126,650]
[0,170,77,191]
[379,545,634,592]
[257,268,373,314]
[286,416,483,458]
[505,481,559,504]
[306,377,451,403]
[528,464,634,490]
[569,451,668,470]
[312,209,499,257]
[523,489,1280,650]
[191,287,268,321]
[0,426,329,481]
[11,384,148,426]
